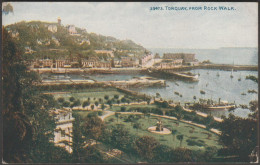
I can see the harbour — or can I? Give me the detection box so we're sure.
[40,68,258,118]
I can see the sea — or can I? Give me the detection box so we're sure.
[149,47,258,65]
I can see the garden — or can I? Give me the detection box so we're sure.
[103,114,221,150]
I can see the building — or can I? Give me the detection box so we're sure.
[81,57,99,68]
[52,36,60,46]
[48,24,57,33]
[67,25,77,35]
[163,53,196,63]
[24,46,36,54]
[57,17,61,26]
[11,31,19,38]
[50,109,75,153]
[95,60,111,68]
[141,53,153,66]
[249,146,259,163]
[80,38,90,45]
[158,59,183,69]
[95,50,114,58]
[56,59,66,68]
[42,59,53,68]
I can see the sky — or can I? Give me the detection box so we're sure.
[2,2,258,49]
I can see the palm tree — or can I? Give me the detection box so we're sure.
[82,101,90,109]
[91,104,95,110]
[172,130,177,141]
[101,104,105,111]
[133,122,141,133]
[115,112,119,123]
[176,113,184,126]
[94,101,99,107]
[177,134,184,147]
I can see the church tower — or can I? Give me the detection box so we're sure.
[57,17,61,26]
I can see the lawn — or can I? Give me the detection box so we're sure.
[110,104,157,112]
[104,114,221,151]
[51,88,125,104]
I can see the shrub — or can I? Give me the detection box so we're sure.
[69,96,75,102]
[57,97,65,103]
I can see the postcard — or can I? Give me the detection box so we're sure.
[2,2,258,164]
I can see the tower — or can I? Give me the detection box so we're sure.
[57,17,61,26]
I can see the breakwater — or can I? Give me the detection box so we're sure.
[159,64,258,71]
[38,77,166,88]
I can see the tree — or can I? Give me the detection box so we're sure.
[134,136,160,161]
[218,114,257,162]
[121,97,126,103]
[82,115,104,144]
[107,100,113,108]
[62,101,70,107]
[114,94,119,99]
[57,97,65,103]
[101,104,105,111]
[91,104,95,110]
[172,129,178,143]
[176,113,184,126]
[120,106,126,112]
[110,124,132,151]
[94,101,99,107]
[177,135,184,147]
[115,112,120,123]
[3,28,64,163]
[69,96,75,102]
[205,114,214,130]
[248,100,258,119]
[82,101,90,108]
[170,148,192,162]
[133,122,141,132]
[104,95,109,100]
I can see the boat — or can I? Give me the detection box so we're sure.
[173,72,199,81]
[197,98,236,111]
[174,91,180,95]
[241,92,246,95]
[230,69,234,78]
[200,90,206,95]
[174,82,179,86]
[238,73,241,81]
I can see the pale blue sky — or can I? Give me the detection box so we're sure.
[2,2,258,49]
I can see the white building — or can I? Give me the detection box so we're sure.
[50,109,75,153]
[67,25,77,35]
[48,25,58,33]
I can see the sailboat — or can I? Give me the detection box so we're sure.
[238,73,241,81]
[230,69,234,78]
[216,72,220,77]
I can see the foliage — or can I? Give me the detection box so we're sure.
[109,124,134,151]
[2,27,65,163]
[245,75,258,83]
[134,136,160,161]
[82,101,90,108]
[218,114,257,162]
[82,115,104,143]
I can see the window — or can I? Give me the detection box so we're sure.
[61,130,65,137]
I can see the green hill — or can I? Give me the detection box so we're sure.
[5,20,146,60]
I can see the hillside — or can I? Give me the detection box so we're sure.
[5,20,147,60]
